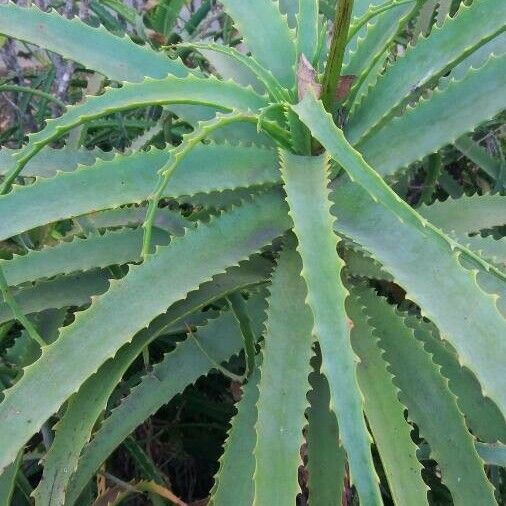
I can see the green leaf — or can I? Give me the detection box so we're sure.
[0,271,110,325]
[292,93,502,280]
[39,266,269,506]
[180,42,290,102]
[331,180,506,417]
[0,143,279,241]
[209,369,260,506]
[306,355,346,506]
[347,293,428,506]
[77,206,189,236]
[418,193,505,235]
[253,245,313,505]
[0,452,21,506]
[7,75,268,185]
[0,191,290,473]
[344,0,418,108]
[455,235,506,268]
[347,0,506,144]
[149,0,186,36]
[342,243,393,282]
[0,147,113,178]
[296,0,319,63]
[0,2,188,82]
[279,151,381,505]
[357,53,506,177]
[405,314,506,443]
[71,291,268,506]
[454,135,503,183]
[357,287,497,506]
[1,228,171,287]
[220,0,297,88]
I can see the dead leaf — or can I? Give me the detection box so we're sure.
[335,75,356,102]
[297,54,322,101]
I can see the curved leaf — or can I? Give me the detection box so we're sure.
[220,0,297,89]
[347,0,506,144]
[348,293,428,505]
[0,191,290,473]
[357,287,496,506]
[38,267,269,506]
[358,53,506,176]
[0,2,188,82]
[70,290,268,506]
[280,151,381,505]
[0,143,279,241]
[331,180,506,416]
[254,246,313,505]
[7,75,268,185]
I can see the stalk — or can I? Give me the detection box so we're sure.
[321,0,355,111]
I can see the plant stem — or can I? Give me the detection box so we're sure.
[0,84,66,109]
[321,0,355,111]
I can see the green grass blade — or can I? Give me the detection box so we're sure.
[280,151,382,505]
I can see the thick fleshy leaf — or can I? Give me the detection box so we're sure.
[50,263,269,506]
[358,53,506,176]
[280,151,381,505]
[348,293,428,505]
[0,143,279,241]
[0,192,290,473]
[347,0,506,144]
[7,76,267,184]
[0,2,189,81]
[306,356,346,506]
[331,180,506,416]
[220,0,297,88]
[254,246,313,505]
[357,287,496,506]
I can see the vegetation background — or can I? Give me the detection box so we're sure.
[0,0,504,505]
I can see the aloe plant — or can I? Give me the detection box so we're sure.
[0,0,505,504]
